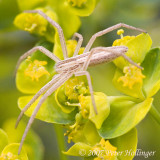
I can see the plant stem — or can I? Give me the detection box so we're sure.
[54,124,68,160]
[149,105,160,125]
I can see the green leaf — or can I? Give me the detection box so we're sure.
[113,33,152,69]
[112,68,144,99]
[57,9,81,39]
[17,0,46,11]
[55,85,76,113]
[65,128,137,159]
[63,142,92,157]
[0,129,8,154]
[98,96,153,139]
[55,75,89,113]
[142,48,160,97]
[16,41,55,94]
[2,119,43,160]
[79,92,110,129]
[83,121,101,146]
[66,0,97,17]
[18,94,77,124]
[0,143,28,160]
[48,0,81,39]
[110,128,137,160]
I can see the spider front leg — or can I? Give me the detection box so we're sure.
[75,71,98,114]
[72,33,83,57]
[84,23,147,53]
[15,73,63,128]
[18,72,73,154]
[24,10,68,59]
[15,46,60,74]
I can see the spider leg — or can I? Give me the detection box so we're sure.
[15,73,63,128]
[72,33,83,57]
[75,71,98,114]
[84,23,147,53]
[18,72,73,155]
[122,54,143,69]
[24,10,68,59]
[15,46,60,75]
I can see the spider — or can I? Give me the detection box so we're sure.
[15,10,146,154]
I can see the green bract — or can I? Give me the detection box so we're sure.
[18,95,77,124]
[14,0,82,42]
[14,8,58,43]
[16,41,55,94]
[66,0,98,16]
[113,33,152,69]
[98,96,152,139]
[142,48,160,97]
[2,119,43,160]
[0,128,28,160]
[0,144,28,160]
[110,128,137,160]
[55,75,109,129]
[17,0,46,11]
[112,68,144,99]
[0,129,8,153]
[54,33,84,59]
[17,0,99,17]
[64,128,137,160]
[79,92,110,129]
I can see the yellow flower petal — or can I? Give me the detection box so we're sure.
[24,59,50,81]
[93,139,117,160]
[66,40,85,57]
[118,64,145,89]
[65,76,89,101]
[0,152,19,160]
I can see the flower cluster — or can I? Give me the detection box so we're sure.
[14,1,160,159]
[0,119,43,160]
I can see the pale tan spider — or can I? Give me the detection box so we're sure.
[15,10,146,154]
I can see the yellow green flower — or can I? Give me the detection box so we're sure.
[0,152,20,160]
[117,64,145,89]
[24,57,50,81]
[14,8,58,42]
[68,0,87,7]
[112,29,152,69]
[64,76,89,101]
[92,139,117,160]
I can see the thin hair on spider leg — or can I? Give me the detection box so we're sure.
[84,23,147,53]
[15,73,63,128]
[75,71,98,114]
[14,46,60,76]
[24,10,68,59]
[18,72,73,154]
[122,54,143,70]
[72,33,83,57]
